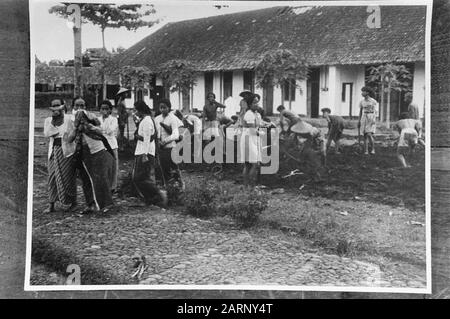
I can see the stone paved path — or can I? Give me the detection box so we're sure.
[32,201,426,288]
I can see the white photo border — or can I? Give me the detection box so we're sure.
[25,0,433,294]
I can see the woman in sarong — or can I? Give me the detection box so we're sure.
[98,100,119,193]
[68,97,114,214]
[132,101,167,206]
[358,86,378,155]
[44,99,77,213]
[154,99,184,198]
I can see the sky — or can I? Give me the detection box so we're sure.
[31,0,281,63]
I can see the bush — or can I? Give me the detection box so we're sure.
[183,183,268,227]
[184,184,217,218]
[218,187,268,227]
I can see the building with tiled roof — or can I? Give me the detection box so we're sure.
[113,5,426,118]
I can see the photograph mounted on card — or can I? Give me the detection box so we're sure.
[26,0,432,293]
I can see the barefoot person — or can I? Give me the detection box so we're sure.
[241,94,262,187]
[393,117,425,168]
[132,101,167,206]
[68,97,114,214]
[154,99,183,193]
[321,107,345,154]
[276,105,301,134]
[290,119,327,176]
[43,99,77,213]
[202,92,226,142]
[358,86,378,155]
[98,100,119,193]
[405,92,420,120]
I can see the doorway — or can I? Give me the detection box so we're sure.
[307,68,320,118]
[263,82,274,115]
[342,82,353,118]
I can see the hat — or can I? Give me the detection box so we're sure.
[290,120,314,135]
[239,91,253,98]
[116,87,130,96]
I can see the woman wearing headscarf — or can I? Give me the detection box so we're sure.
[43,99,77,213]
[98,100,119,193]
[132,101,167,206]
[67,97,114,213]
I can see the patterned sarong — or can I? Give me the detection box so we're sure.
[48,145,77,205]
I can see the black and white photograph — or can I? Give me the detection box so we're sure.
[26,0,431,293]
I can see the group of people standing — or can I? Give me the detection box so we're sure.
[43,93,186,214]
[276,85,424,169]
[43,86,424,213]
[44,97,118,214]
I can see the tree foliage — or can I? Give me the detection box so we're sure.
[158,60,198,93]
[49,3,158,33]
[254,49,309,88]
[366,63,412,124]
[366,63,412,94]
[119,66,153,90]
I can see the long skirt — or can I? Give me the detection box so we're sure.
[132,154,162,205]
[111,148,119,191]
[158,147,182,184]
[239,130,262,164]
[48,145,77,205]
[79,146,114,210]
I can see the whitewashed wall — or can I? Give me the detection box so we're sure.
[232,71,244,99]
[192,74,205,110]
[318,65,365,117]
[268,80,307,115]
[337,65,366,117]
[412,61,426,118]
[213,72,221,101]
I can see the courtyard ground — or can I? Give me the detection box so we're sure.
[29,109,426,289]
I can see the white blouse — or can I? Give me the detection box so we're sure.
[44,114,76,160]
[98,115,119,150]
[135,116,155,156]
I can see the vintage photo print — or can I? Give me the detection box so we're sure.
[26,0,432,293]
